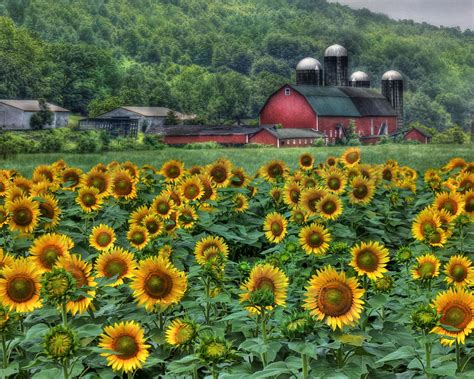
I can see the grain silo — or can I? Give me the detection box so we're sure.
[349,71,371,88]
[296,57,323,85]
[382,70,404,130]
[324,44,348,86]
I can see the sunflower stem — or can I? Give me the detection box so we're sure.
[62,358,69,379]
[2,333,7,370]
[302,353,309,379]
[424,341,431,379]
[455,340,461,372]
[192,365,198,379]
[260,308,268,367]
[61,302,68,326]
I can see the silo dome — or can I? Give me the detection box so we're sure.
[325,44,348,57]
[296,57,322,71]
[382,70,403,81]
[350,71,370,82]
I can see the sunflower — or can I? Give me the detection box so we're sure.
[129,206,150,226]
[164,187,183,207]
[411,254,440,281]
[263,212,288,244]
[317,193,343,220]
[463,190,474,219]
[304,266,364,330]
[131,256,187,311]
[111,170,137,200]
[195,244,228,269]
[322,168,347,194]
[81,169,111,196]
[195,236,229,261]
[411,208,446,246]
[151,194,174,219]
[33,165,57,184]
[0,248,14,271]
[434,192,464,218]
[207,159,233,187]
[240,263,288,313]
[0,258,42,313]
[165,319,197,347]
[444,158,467,171]
[177,205,198,229]
[160,160,185,182]
[259,160,289,183]
[30,181,52,197]
[431,288,474,346]
[444,255,473,288]
[457,173,474,193]
[299,223,331,256]
[0,206,10,227]
[300,187,328,215]
[358,164,380,183]
[142,214,162,238]
[61,167,83,189]
[326,156,338,166]
[341,148,361,167]
[99,320,150,373]
[350,241,390,280]
[233,193,249,213]
[347,176,374,205]
[30,233,72,272]
[56,255,96,315]
[89,224,116,251]
[13,177,32,194]
[302,175,318,189]
[381,163,398,182]
[291,207,308,225]
[127,225,149,250]
[298,153,315,170]
[35,194,61,230]
[0,176,10,197]
[269,187,283,203]
[199,174,217,202]
[283,181,302,208]
[230,167,250,188]
[7,197,40,234]
[76,187,103,213]
[189,165,202,176]
[179,176,203,202]
[121,161,140,179]
[95,247,137,286]
[5,186,26,203]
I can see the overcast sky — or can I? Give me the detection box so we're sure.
[328,0,473,30]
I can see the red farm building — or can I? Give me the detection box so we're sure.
[259,84,398,144]
[250,126,326,147]
[391,127,432,144]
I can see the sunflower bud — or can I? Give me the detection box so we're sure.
[44,325,78,360]
[411,305,439,332]
[40,268,76,306]
[373,276,394,293]
[249,288,275,308]
[197,335,236,364]
[329,242,350,255]
[238,261,250,274]
[396,246,413,263]
[281,312,314,340]
[285,242,298,254]
[0,305,11,331]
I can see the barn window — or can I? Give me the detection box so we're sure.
[298,139,302,144]
[285,88,291,96]
[292,139,296,144]
[329,130,332,138]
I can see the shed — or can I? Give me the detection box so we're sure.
[161,125,262,145]
[249,126,326,148]
[391,127,432,144]
[0,100,70,130]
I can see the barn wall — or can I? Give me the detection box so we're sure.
[280,138,316,148]
[54,113,70,128]
[0,104,26,129]
[259,86,317,129]
[405,129,428,144]
[99,109,165,129]
[165,134,248,145]
[248,129,278,146]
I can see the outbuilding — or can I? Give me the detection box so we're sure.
[0,100,70,130]
[249,126,326,147]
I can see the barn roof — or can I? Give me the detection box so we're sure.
[262,126,325,139]
[274,85,397,117]
[102,106,196,119]
[0,100,69,112]
[161,125,262,137]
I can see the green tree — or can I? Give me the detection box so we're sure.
[30,99,53,130]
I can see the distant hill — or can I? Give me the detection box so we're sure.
[0,0,472,129]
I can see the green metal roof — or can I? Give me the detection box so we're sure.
[290,85,396,117]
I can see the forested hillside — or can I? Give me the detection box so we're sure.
[0,0,472,129]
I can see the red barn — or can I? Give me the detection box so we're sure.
[250,126,326,147]
[259,84,398,144]
[162,125,261,145]
[390,127,432,144]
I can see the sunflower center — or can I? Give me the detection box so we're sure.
[97,232,112,247]
[318,282,353,317]
[466,197,474,212]
[294,212,304,223]
[429,230,442,244]
[63,172,79,186]
[442,305,470,329]
[235,197,244,208]
[7,276,35,302]
[346,152,359,164]
[82,194,96,207]
[301,156,312,166]
[105,259,126,278]
[40,203,54,219]
[115,178,132,195]
[69,267,88,288]
[49,333,73,357]
[185,185,198,198]
[114,335,138,359]
[42,246,61,268]
[354,185,368,199]
[328,178,341,190]
[382,169,392,181]
[308,232,322,247]
[90,177,106,192]
[144,273,172,299]
[322,200,336,214]
[419,262,435,278]
[132,231,146,244]
[442,200,456,214]
[270,165,283,177]
[13,207,33,226]
[451,264,467,282]
[176,325,192,343]
[356,249,378,272]
[271,221,283,236]
[0,211,7,223]
[167,166,180,178]
[146,220,160,234]
[211,167,227,182]
[290,189,300,202]
[157,202,170,214]
[422,222,435,235]
[255,278,275,292]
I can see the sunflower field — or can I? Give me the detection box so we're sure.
[0,149,473,379]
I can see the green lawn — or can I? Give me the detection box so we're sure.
[2,144,473,176]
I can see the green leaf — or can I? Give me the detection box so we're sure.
[375,346,416,364]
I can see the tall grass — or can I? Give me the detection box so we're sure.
[2,144,473,176]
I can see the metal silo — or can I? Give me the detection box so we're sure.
[324,44,348,86]
[382,70,404,130]
[296,57,323,85]
[350,71,371,88]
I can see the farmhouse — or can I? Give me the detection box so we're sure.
[0,100,70,130]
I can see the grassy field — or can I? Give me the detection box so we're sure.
[2,144,473,176]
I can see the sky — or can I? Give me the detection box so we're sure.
[328,0,474,30]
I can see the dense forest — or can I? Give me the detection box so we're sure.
[0,0,472,129]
